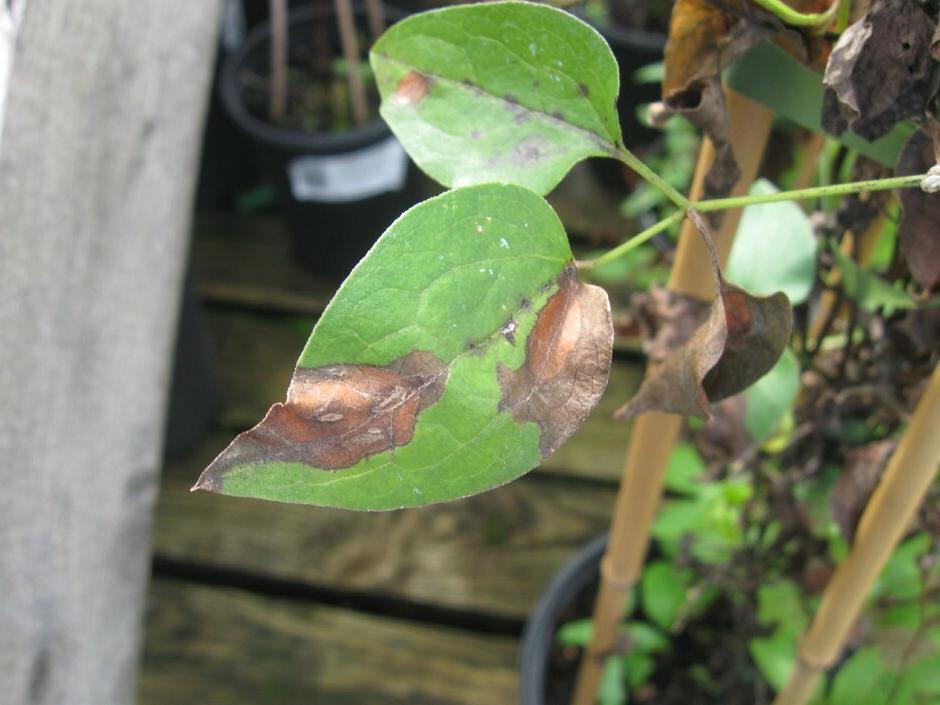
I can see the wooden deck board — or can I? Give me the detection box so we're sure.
[138,579,519,705]
[155,437,614,620]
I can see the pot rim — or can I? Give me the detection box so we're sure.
[519,534,609,705]
[219,2,405,153]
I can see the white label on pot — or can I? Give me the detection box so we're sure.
[288,136,409,203]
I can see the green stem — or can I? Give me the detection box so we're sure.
[582,173,927,271]
[579,210,685,270]
[750,0,839,28]
[617,146,689,210]
[695,174,925,213]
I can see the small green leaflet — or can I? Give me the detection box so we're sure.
[370,1,623,194]
[194,184,614,510]
[727,179,816,306]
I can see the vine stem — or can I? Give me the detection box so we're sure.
[578,211,684,270]
[695,173,925,212]
[617,145,689,210]
[750,0,842,28]
[579,173,927,271]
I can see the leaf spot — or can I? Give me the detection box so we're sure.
[500,238,509,249]
[498,268,614,457]
[577,82,589,98]
[393,71,431,105]
[195,351,449,487]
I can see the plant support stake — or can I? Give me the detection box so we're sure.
[773,363,940,705]
[570,88,774,705]
[268,0,288,122]
[335,0,368,126]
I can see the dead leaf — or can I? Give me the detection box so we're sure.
[896,129,940,291]
[195,350,449,490]
[659,0,807,205]
[498,268,614,457]
[931,23,940,63]
[615,212,792,420]
[632,285,712,363]
[821,0,937,141]
[831,440,895,542]
[696,394,751,461]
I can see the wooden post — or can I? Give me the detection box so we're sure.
[571,89,774,705]
[0,2,220,703]
[773,364,940,705]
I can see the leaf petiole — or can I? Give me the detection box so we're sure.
[578,210,685,270]
[617,145,690,210]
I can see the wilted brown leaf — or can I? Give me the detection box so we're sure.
[697,394,751,461]
[659,0,810,205]
[831,440,896,542]
[896,129,940,291]
[615,212,792,420]
[632,285,712,363]
[821,0,937,141]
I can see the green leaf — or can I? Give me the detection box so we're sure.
[663,443,707,496]
[756,580,809,638]
[195,184,614,509]
[371,1,622,194]
[727,180,817,305]
[641,561,689,630]
[743,348,801,443]
[624,651,656,691]
[829,243,917,312]
[625,622,670,654]
[556,618,594,647]
[599,656,628,705]
[829,647,887,705]
[749,633,796,692]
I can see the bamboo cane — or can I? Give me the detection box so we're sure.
[335,0,369,126]
[570,88,774,705]
[364,0,386,43]
[773,363,940,705]
[269,0,288,123]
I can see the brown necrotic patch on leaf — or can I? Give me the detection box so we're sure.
[615,212,792,420]
[821,0,937,141]
[393,70,432,105]
[497,268,614,458]
[896,129,940,291]
[193,350,448,491]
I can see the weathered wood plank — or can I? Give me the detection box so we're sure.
[194,212,339,314]
[205,310,641,482]
[139,579,519,705]
[155,435,615,620]
[0,3,219,703]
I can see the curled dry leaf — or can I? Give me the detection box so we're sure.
[896,129,940,291]
[659,0,809,207]
[615,213,792,420]
[632,285,712,364]
[822,0,937,141]
[830,440,895,542]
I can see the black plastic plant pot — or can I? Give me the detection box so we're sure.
[219,3,428,279]
[520,534,608,705]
